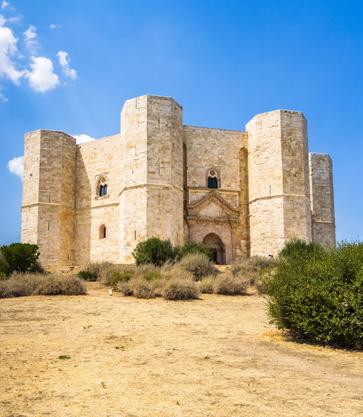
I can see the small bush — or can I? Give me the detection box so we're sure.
[0,243,40,275]
[133,237,175,266]
[77,270,97,281]
[199,276,215,294]
[231,256,276,285]
[214,274,248,295]
[163,279,200,300]
[174,242,213,261]
[117,281,134,296]
[107,270,134,289]
[266,241,363,349]
[34,275,86,296]
[178,253,217,281]
[85,262,118,283]
[0,274,86,298]
[130,279,156,299]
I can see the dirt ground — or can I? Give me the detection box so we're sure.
[1,283,362,417]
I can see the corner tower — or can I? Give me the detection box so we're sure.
[246,110,312,256]
[119,95,184,262]
[21,130,76,269]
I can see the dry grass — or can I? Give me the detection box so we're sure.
[0,285,361,417]
[0,274,86,298]
[213,273,248,295]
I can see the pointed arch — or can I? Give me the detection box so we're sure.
[96,175,108,197]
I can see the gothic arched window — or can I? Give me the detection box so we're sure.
[207,169,219,189]
[96,176,108,197]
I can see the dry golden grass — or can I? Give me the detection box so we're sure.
[0,282,362,417]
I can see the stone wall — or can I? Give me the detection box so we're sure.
[75,134,122,265]
[119,95,184,262]
[22,130,76,270]
[309,153,336,247]
[247,110,312,257]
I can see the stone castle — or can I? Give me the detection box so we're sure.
[21,95,335,270]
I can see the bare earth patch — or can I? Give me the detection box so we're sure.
[0,283,362,417]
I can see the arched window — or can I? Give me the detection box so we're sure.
[99,224,106,239]
[96,176,108,197]
[207,169,219,189]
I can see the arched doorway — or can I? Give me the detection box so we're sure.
[203,233,225,264]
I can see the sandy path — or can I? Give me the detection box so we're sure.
[0,284,362,417]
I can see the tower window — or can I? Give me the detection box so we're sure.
[207,169,219,189]
[99,224,106,239]
[96,176,108,197]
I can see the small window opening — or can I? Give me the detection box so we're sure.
[97,176,108,197]
[99,225,106,239]
[207,169,219,189]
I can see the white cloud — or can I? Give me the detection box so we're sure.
[23,24,38,52]
[8,15,22,24]
[73,134,95,144]
[1,1,9,9]
[8,155,24,179]
[0,14,5,25]
[50,23,61,30]
[25,56,59,92]
[57,50,77,79]
[0,25,24,83]
[0,86,7,101]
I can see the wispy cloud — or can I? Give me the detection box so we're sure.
[50,23,61,30]
[0,13,5,25]
[57,50,77,79]
[23,24,38,52]
[1,1,9,9]
[8,155,24,179]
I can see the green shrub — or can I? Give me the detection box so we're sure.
[214,274,248,295]
[174,242,213,261]
[77,270,97,281]
[107,270,134,289]
[133,237,175,266]
[178,253,217,281]
[0,243,40,275]
[199,276,215,294]
[0,274,86,298]
[163,279,200,300]
[266,242,363,349]
[279,239,325,262]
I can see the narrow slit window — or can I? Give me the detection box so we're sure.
[99,225,106,239]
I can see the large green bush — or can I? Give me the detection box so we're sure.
[0,243,40,275]
[266,241,363,349]
[132,237,175,266]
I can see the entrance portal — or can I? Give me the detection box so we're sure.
[202,233,225,264]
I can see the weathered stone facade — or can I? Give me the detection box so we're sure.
[21,95,336,269]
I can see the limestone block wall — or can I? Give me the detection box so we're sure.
[309,153,336,247]
[119,95,184,262]
[22,130,76,269]
[75,134,122,265]
[247,110,312,257]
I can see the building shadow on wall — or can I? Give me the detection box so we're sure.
[75,151,92,266]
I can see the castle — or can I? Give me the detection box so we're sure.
[21,95,335,270]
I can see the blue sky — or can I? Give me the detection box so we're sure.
[0,0,362,244]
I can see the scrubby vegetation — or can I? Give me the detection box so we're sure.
[231,256,276,288]
[0,243,40,276]
[163,279,200,300]
[0,274,86,298]
[213,273,248,295]
[177,253,217,280]
[132,237,214,266]
[265,240,363,349]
